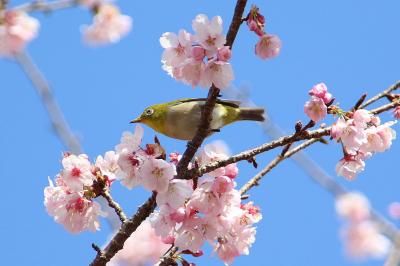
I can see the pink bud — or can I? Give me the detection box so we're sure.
[191,46,206,61]
[217,46,232,62]
[225,163,238,179]
[255,34,281,59]
[247,20,258,32]
[304,96,327,122]
[257,14,265,25]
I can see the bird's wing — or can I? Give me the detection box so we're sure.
[169,98,241,108]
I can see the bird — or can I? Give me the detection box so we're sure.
[130,98,265,140]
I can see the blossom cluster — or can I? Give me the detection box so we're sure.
[150,141,261,265]
[0,10,39,57]
[81,2,132,45]
[108,220,170,266]
[0,1,131,58]
[335,192,390,260]
[160,14,234,89]
[44,127,261,264]
[44,153,107,233]
[304,82,333,122]
[303,83,396,180]
[44,125,177,233]
[332,109,396,179]
[245,5,281,60]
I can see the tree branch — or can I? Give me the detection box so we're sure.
[191,100,399,178]
[239,138,321,195]
[14,51,83,154]
[90,192,157,266]
[99,190,127,224]
[13,0,79,13]
[360,81,400,108]
[193,127,331,178]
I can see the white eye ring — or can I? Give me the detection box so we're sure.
[145,109,154,116]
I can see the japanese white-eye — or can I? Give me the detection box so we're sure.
[130,98,265,140]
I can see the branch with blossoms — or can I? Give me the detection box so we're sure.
[154,82,400,265]
[3,0,399,265]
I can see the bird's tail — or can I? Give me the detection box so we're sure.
[238,107,265,122]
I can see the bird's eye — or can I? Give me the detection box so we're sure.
[145,108,154,116]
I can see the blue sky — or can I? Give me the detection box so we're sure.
[1,0,399,265]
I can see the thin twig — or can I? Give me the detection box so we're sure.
[239,138,320,195]
[14,51,83,154]
[192,127,331,178]
[352,93,367,110]
[360,81,400,109]
[13,0,79,13]
[100,190,127,224]
[280,120,315,156]
[90,192,157,266]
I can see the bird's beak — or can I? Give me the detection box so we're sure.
[130,117,142,124]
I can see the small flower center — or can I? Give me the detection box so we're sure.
[206,36,216,46]
[71,167,82,177]
[128,154,139,166]
[152,167,164,178]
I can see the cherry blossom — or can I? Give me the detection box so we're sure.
[353,109,372,128]
[199,59,234,89]
[188,180,223,215]
[335,156,365,180]
[0,10,39,57]
[139,158,176,193]
[217,46,232,61]
[179,58,205,87]
[255,34,281,59]
[156,179,193,209]
[308,82,332,104]
[342,222,390,260]
[304,96,327,122]
[149,205,177,238]
[108,220,170,266]
[241,201,263,224]
[115,126,144,189]
[199,141,238,178]
[82,3,132,45]
[160,30,192,67]
[44,178,105,233]
[335,192,370,222]
[95,151,119,182]
[160,14,234,89]
[360,121,397,153]
[192,14,225,52]
[331,118,367,155]
[175,218,206,252]
[61,154,96,192]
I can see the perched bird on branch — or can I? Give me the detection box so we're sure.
[130,98,265,140]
